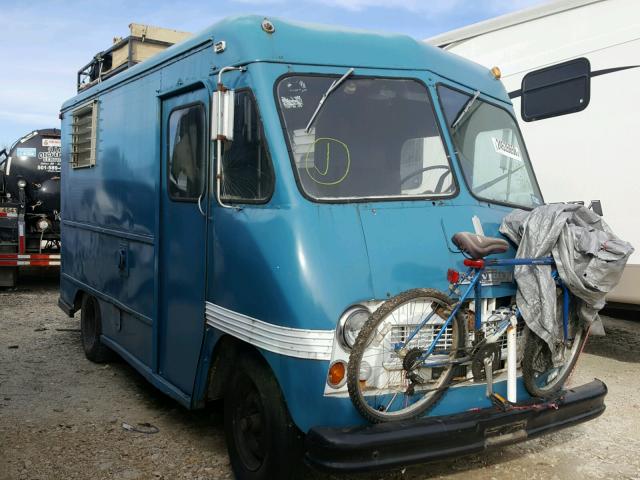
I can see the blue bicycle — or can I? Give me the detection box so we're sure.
[347,232,589,423]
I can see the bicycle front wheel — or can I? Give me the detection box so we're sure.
[346,288,465,423]
[522,322,589,398]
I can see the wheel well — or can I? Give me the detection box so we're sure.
[72,290,85,315]
[206,335,269,402]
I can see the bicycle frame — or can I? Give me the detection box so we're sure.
[396,256,571,367]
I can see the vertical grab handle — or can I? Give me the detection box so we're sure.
[197,192,206,217]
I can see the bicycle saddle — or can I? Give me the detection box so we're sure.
[451,232,509,259]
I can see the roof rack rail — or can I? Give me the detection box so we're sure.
[77,23,191,92]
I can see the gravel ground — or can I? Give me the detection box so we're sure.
[1,272,639,480]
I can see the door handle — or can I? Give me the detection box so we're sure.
[118,250,126,270]
[118,244,129,277]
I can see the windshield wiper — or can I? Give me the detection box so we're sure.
[305,67,355,133]
[451,90,480,130]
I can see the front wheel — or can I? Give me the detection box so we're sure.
[522,324,589,398]
[347,288,465,423]
[224,352,305,480]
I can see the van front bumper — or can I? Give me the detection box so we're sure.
[305,379,606,473]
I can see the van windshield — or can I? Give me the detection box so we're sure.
[276,76,455,201]
[437,85,543,208]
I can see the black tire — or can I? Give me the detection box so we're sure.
[224,352,305,480]
[347,288,465,423]
[80,294,112,363]
[522,325,589,398]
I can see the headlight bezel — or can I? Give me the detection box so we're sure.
[336,305,371,351]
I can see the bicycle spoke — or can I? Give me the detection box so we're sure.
[349,291,463,421]
[385,392,399,411]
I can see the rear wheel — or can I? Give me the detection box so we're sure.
[224,353,305,480]
[522,319,589,398]
[347,288,465,423]
[80,294,113,363]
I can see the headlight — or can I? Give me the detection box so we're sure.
[337,306,370,350]
[17,179,27,189]
[36,217,51,232]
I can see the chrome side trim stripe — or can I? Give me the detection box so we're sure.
[205,302,334,360]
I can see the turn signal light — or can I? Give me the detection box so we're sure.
[327,361,346,388]
[447,268,460,284]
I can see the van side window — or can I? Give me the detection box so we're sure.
[521,58,590,122]
[220,92,274,203]
[167,104,205,201]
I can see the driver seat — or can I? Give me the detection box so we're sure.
[452,232,509,259]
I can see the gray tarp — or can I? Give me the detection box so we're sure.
[499,204,634,355]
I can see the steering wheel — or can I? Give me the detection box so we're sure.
[400,165,452,194]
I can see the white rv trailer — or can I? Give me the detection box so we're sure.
[427,0,640,305]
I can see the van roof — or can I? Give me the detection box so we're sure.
[426,0,603,48]
[62,14,509,111]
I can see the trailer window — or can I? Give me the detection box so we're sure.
[71,100,98,168]
[168,104,205,201]
[521,58,590,122]
[220,91,274,203]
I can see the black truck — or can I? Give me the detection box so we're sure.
[0,128,61,286]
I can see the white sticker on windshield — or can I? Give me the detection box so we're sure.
[281,95,304,109]
[491,137,521,161]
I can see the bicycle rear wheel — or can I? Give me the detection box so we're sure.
[346,289,465,423]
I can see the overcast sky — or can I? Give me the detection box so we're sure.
[0,0,546,148]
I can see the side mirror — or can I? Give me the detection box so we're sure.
[589,200,603,216]
[211,90,235,142]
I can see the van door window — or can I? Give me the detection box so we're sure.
[167,104,205,201]
[220,91,274,203]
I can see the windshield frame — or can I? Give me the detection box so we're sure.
[273,72,460,204]
[435,82,544,210]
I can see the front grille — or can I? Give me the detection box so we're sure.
[390,324,454,351]
[383,323,453,370]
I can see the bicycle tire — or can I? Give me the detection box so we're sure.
[522,323,589,398]
[347,288,465,423]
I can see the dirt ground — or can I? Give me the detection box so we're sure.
[1,273,639,480]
